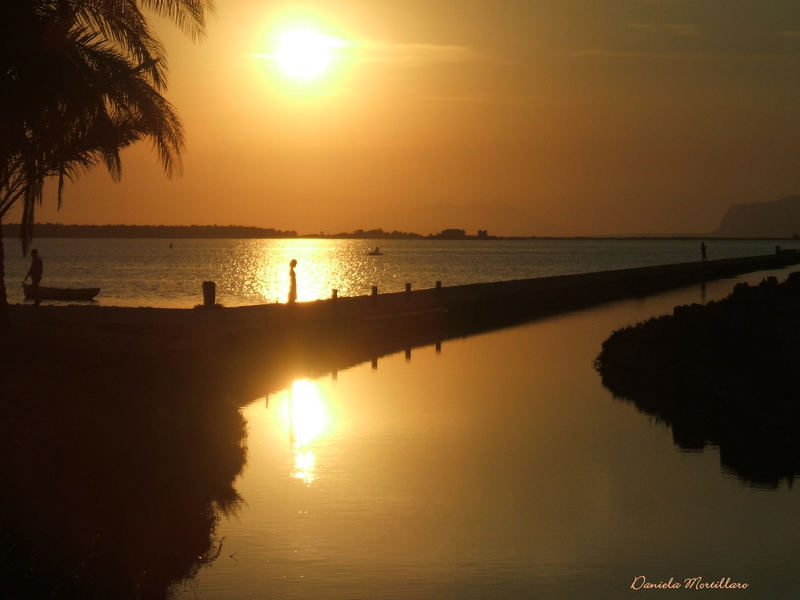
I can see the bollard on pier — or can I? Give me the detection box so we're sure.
[202,281,216,307]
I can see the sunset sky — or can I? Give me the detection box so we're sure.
[22,0,800,236]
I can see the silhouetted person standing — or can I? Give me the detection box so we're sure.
[701,241,707,262]
[24,248,43,306]
[288,259,297,304]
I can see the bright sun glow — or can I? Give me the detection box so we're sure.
[273,28,344,81]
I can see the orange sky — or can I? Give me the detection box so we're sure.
[18,0,800,236]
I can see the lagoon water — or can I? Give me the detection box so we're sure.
[164,266,799,600]
[2,237,792,307]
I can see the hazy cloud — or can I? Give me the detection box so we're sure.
[421,92,554,106]
[569,48,686,59]
[664,24,701,36]
[354,41,482,66]
[246,40,481,69]
[570,48,800,61]
[627,23,658,32]
[627,23,700,36]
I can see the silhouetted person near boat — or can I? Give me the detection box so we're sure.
[288,259,297,304]
[701,241,707,262]
[24,248,43,306]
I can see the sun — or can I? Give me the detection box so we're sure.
[273,28,343,81]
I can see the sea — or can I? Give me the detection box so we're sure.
[1,237,792,307]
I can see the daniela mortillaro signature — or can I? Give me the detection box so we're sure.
[631,576,749,591]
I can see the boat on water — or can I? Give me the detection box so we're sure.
[367,247,383,256]
[23,283,100,301]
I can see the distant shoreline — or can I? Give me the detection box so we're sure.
[2,223,799,241]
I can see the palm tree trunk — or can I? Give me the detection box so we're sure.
[0,217,9,332]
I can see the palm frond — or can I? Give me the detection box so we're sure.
[139,0,214,42]
[0,0,211,254]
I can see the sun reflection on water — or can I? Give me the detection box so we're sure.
[293,449,317,485]
[282,379,329,486]
[228,239,395,305]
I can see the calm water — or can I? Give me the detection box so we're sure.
[170,266,799,600]
[2,237,792,307]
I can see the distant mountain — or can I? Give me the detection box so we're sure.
[714,196,800,238]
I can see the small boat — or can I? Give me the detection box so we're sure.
[367,247,383,256]
[23,283,100,301]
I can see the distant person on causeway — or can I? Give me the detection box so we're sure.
[288,259,297,304]
[701,241,707,262]
[24,248,43,306]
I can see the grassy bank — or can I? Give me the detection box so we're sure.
[596,273,800,487]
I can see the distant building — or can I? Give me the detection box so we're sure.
[477,230,488,239]
[439,228,467,239]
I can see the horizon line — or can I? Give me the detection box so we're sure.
[3,222,793,240]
